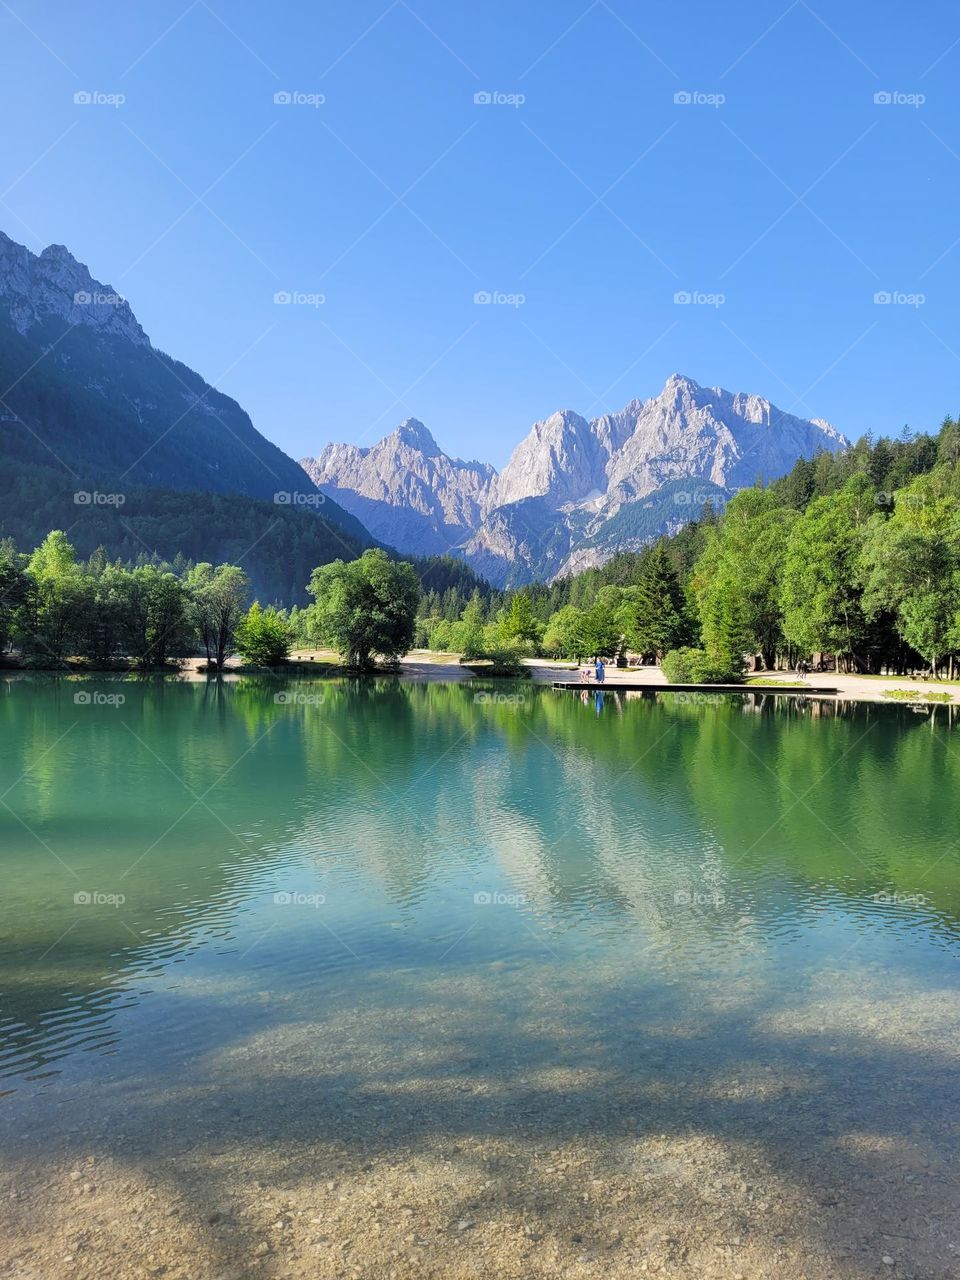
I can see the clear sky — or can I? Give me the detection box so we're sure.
[2,1,958,467]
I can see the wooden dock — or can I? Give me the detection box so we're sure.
[553,681,838,695]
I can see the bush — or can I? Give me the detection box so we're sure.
[234,602,291,667]
[661,647,743,684]
[460,647,530,678]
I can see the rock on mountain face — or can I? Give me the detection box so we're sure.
[491,409,608,509]
[301,420,495,557]
[306,374,848,585]
[0,235,148,346]
[602,374,845,505]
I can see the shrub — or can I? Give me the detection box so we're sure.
[461,647,530,678]
[234,602,291,667]
[661,647,743,684]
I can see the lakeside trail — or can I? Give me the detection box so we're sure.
[11,652,954,703]
[175,652,960,704]
[406,655,960,704]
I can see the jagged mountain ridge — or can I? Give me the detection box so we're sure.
[301,419,495,557]
[302,374,848,585]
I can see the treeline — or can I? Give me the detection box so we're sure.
[0,533,478,673]
[0,531,293,669]
[419,413,960,679]
[9,412,960,679]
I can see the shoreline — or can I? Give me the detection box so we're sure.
[3,651,958,705]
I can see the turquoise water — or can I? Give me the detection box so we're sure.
[1,676,959,1136]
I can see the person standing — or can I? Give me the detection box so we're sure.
[595,657,605,684]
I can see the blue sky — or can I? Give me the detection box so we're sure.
[2,1,958,466]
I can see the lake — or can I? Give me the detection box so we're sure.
[1,677,959,1279]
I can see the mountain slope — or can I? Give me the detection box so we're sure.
[0,231,374,598]
[306,374,848,585]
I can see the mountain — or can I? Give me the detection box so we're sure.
[301,419,494,557]
[303,374,848,585]
[0,231,375,600]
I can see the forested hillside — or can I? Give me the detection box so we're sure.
[416,414,960,678]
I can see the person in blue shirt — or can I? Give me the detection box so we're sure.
[594,657,605,684]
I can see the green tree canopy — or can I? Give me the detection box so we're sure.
[307,549,419,669]
[235,602,292,667]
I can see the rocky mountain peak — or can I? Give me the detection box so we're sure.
[393,418,439,453]
[304,374,847,584]
[0,232,148,347]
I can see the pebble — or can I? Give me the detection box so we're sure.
[882,1257,895,1266]
[456,1218,474,1231]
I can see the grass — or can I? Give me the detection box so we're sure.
[745,678,807,687]
[883,688,953,703]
